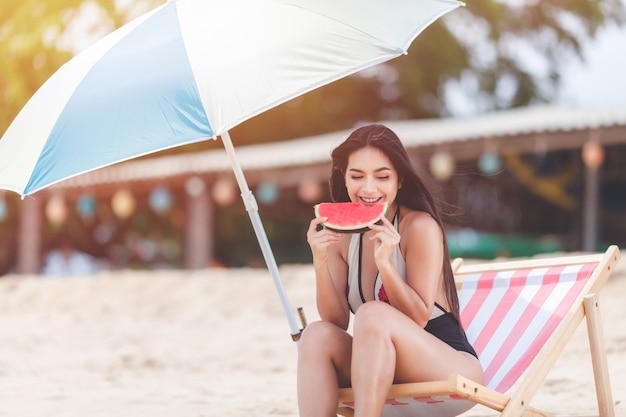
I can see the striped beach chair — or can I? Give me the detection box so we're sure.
[337,245,620,417]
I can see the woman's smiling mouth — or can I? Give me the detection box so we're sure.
[360,196,383,204]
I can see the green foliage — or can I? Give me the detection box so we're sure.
[2,0,75,132]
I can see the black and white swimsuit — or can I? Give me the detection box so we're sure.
[346,213,478,359]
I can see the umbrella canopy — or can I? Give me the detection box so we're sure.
[0,0,461,196]
[0,0,462,338]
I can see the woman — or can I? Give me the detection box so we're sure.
[297,124,484,417]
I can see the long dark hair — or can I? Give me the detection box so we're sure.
[329,124,462,325]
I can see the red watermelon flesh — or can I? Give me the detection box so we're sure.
[314,202,389,233]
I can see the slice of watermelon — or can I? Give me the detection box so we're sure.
[313,202,389,233]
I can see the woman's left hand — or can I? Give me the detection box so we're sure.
[368,215,400,269]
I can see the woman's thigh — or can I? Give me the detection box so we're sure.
[353,302,483,384]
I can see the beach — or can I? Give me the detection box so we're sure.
[0,252,624,417]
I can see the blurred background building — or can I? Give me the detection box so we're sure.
[2,105,624,275]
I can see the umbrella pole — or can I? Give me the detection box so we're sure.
[220,131,303,341]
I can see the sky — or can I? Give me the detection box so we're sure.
[556,20,626,108]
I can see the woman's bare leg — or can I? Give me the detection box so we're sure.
[297,321,353,417]
[350,301,484,417]
[350,304,396,415]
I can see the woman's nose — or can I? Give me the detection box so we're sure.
[364,177,377,191]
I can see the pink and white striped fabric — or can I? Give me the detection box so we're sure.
[459,262,598,393]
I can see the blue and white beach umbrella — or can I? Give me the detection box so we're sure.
[0,0,461,338]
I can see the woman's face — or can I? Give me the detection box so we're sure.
[344,146,401,206]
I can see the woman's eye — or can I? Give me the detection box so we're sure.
[350,176,363,180]
[377,176,389,180]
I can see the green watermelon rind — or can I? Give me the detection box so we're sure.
[313,202,389,233]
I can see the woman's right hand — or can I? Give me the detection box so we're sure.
[307,217,342,262]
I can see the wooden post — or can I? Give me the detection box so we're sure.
[184,178,213,269]
[584,294,615,417]
[17,196,43,274]
[582,165,600,252]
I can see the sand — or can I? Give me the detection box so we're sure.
[0,252,624,417]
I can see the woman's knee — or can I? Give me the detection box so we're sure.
[298,321,345,356]
[353,301,393,337]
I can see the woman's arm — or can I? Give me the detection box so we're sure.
[370,212,444,327]
[307,217,351,330]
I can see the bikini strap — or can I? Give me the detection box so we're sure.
[434,302,448,314]
[357,233,366,304]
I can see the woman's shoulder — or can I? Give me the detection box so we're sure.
[398,207,441,236]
